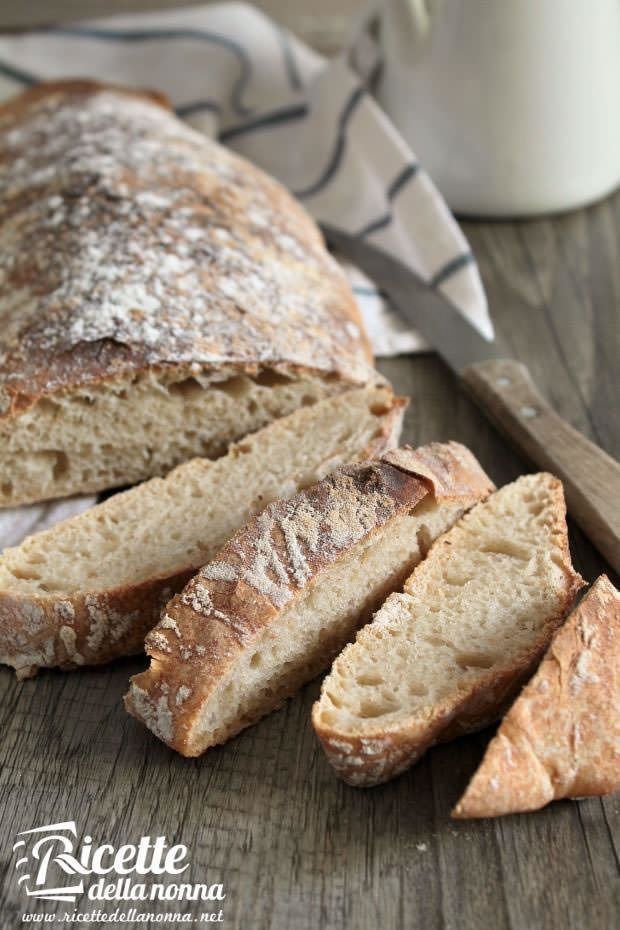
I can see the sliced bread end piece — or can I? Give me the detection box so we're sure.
[125,442,494,756]
[0,384,404,678]
[312,473,585,786]
[452,574,620,818]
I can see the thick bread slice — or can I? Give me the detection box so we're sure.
[0,385,404,679]
[0,81,375,507]
[125,442,494,756]
[453,575,619,818]
[312,474,584,786]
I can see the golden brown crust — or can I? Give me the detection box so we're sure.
[312,474,585,786]
[0,80,372,423]
[0,572,193,681]
[452,575,620,817]
[0,389,406,677]
[125,442,494,754]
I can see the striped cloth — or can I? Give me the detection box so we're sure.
[0,1,493,357]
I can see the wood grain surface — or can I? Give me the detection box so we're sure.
[0,198,618,929]
[0,4,618,929]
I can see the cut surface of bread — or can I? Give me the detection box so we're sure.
[0,370,354,507]
[0,385,404,678]
[0,81,374,506]
[453,575,619,818]
[125,442,494,756]
[312,474,584,786]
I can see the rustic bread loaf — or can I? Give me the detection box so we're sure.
[125,442,494,756]
[0,384,404,679]
[453,575,619,818]
[312,474,584,786]
[0,81,376,507]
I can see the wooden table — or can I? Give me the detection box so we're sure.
[0,5,619,929]
[1,199,618,930]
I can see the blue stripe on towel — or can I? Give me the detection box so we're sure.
[387,162,419,199]
[219,102,308,141]
[35,25,254,116]
[293,86,366,200]
[0,60,37,85]
[429,252,474,287]
[356,162,420,237]
[176,99,221,118]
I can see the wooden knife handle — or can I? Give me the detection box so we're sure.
[462,358,620,575]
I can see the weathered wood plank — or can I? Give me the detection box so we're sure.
[0,84,618,930]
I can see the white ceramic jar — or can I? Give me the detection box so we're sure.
[376,0,620,216]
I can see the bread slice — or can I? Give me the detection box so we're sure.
[452,575,619,818]
[125,442,494,756]
[0,81,375,507]
[312,474,584,786]
[0,385,404,679]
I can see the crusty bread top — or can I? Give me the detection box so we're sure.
[126,442,493,748]
[0,80,372,420]
[452,575,620,817]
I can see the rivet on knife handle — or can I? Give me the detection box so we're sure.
[462,358,620,574]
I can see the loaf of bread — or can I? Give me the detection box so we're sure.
[312,474,584,786]
[0,384,404,678]
[0,81,377,507]
[453,575,619,817]
[125,442,494,756]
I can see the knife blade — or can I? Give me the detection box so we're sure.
[322,224,500,372]
[322,224,620,574]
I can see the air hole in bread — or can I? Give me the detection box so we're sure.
[455,652,497,670]
[11,567,42,581]
[37,398,61,417]
[52,451,69,480]
[326,691,343,708]
[356,673,384,687]
[211,376,250,399]
[359,697,399,719]
[253,369,292,388]
[167,377,204,401]
[480,539,530,559]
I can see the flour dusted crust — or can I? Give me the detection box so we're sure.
[0,80,371,420]
[125,442,494,754]
[453,575,620,817]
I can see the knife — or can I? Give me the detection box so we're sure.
[322,224,620,575]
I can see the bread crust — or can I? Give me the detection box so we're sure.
[312,474,585,786]
[0,80,372,423]
[125,442,494,755]
[0,388,406,678]
[452,575,619,817]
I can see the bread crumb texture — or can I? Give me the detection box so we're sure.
[453,575,619,817]
[125,442,493,756]
[0,386,404,675]
[312,473,584,786]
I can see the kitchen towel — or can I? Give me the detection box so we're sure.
[0,1,493,357]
